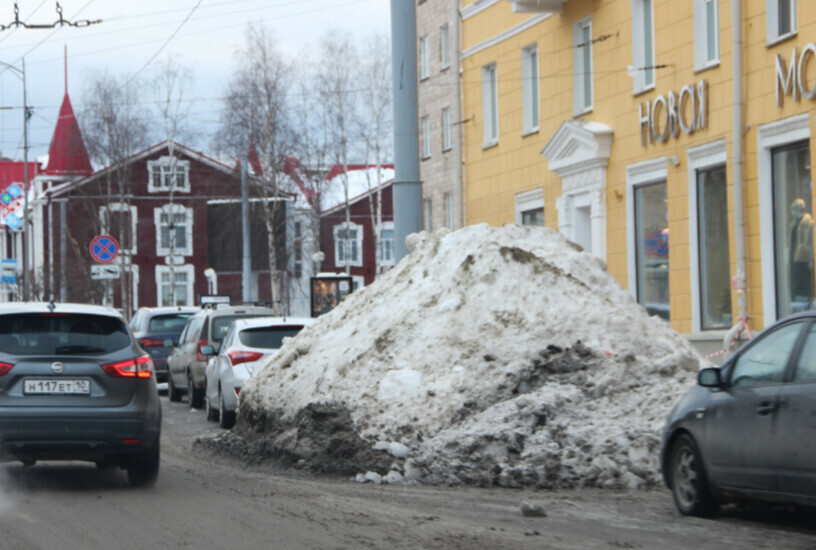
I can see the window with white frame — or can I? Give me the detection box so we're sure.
[444,192,454,229]
[147,156,190,193]
[293,221,303,278]
[156,264,194,306]
[767,0,796,44]
[424,198,433,232]
[334,222,363,267]
[631,0,656,93]
[441,24,450,69]
[442,107,452,151]
[420,36,430,79]
[155,204,193,256]
[421,116,432,159]
[522,44,540,133]
[694,0,719,70]
[378,222,395,266]
[515,189,544,226]
[99,203,137,255]
[573,19,593,115]
[634,181,669,321]
[482,63,499,147]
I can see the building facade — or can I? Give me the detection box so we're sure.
[454,0,816,352]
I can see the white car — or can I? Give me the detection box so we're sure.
[203,316,315,428]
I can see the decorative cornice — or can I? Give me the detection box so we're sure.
[541,121,613,178]
[461,0,501,20]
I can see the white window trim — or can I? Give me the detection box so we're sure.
[515,188,544,225]
[522,43,540,134]
[421,116,432,159]
[420,36,430,80]
[573,18,593,116]
[757,113,810,327]
[154,204,193,257]
[482,63,499,148]
[99,202,138,255]
[766,0,797,46]
[694,0,720,72]
[378,221,395,266]
[631,0,656,95]
[687,139,727,334]
[155,264,195,307]
[444,192,454,229]
[147,156,191,193]
[441,24,450,69]
[626,157,668,300]
[442,107,452,152]
[333,222,363,268]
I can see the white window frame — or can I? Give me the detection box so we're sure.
[442,107,452,151]
[378,221,395,267]
[444,192,454,229]
[421,116,432,159]
[626,157,668,299]
[420,36,430,80]
[333,222,363,268]
[687,139,728,334]
[631,0,656,94]
[694,0,720,71]
[424,198,433,232]
[155,264,194,307]
[766,0,796,45]
[573,19,593,116]
[482,63,499,147]
[441,24,450,69]
[147,156,190,193]
[154,204,193,257]
[757,113,810,327]
[99,202,137,255]
[515,188,544,226]
[522,44,540,134]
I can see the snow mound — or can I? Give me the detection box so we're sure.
[235,224,702,488]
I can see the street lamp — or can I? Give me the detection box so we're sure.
[0,58,30,301]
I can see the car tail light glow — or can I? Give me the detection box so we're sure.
[196,339,209,362]
[234,387,241,397]
[0,361,13,376]
[140,338,164,348]
[102,355,154,379]
[227,351,264,366]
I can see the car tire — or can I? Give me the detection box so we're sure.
[168,375,182,402]
[127,441,160,488]
[205,393,217,422]
[219,390,236,429]
[188,373,204,409]
[669,434,718,517]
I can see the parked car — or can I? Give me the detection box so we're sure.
[661,311,816,516]
[202,316,315,428]
[166,303,277,408]
[129,306,198,383]
[0,302,162,487]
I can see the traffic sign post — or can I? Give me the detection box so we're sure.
[90,235,119,264]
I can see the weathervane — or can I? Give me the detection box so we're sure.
[0,2,102,31]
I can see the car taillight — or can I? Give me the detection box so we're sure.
[0,361,13,376]
[196,339,209,362]
[140,338,164,348]
[227,351,264,366]
[101,355,154,379]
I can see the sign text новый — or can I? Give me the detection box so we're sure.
[638,80,708,147]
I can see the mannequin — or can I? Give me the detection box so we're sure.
[789,198,814,305]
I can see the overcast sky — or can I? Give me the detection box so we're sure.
[0,0,390,161]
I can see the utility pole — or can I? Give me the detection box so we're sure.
[241,155,251,303]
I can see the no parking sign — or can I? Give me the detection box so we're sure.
[90,235,119,264]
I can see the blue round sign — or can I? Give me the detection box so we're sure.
[90,235,119,264]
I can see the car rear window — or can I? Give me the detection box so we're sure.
[148,313,193,333]
[0,313,131,355]
[238,326,305,349]
[211,315,272,343]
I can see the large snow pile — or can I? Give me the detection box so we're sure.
[211,224,703,489]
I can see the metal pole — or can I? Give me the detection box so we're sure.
[241,155,251,303]
[60,199,66,302]
[22,58,29,301]
[390,0,423,262]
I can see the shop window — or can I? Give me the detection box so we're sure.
[767,0,796,44]
[631,0,655,93]
[634,181,669,320]
[773,141,812,318]
[697,165,732,329]
[482,63,499,147]
[694,0,719,70]
[522,44,540,134]
[573,18,593,115]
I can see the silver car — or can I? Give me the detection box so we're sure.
[203,317,315,428]
[0,302,162,486]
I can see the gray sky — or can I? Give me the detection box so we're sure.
[0,0,390,160]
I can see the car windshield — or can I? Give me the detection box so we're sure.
[238,326,305,349]
[148,313,193,333]
[0,313,131,355]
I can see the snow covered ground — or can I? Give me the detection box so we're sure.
[229,224,704,489]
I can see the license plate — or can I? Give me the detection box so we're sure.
[23,379,90,395]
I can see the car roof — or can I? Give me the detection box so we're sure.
[0,302,123,318]
[206,305,278,317]
[139,306,199,316]
[231,316,316,330]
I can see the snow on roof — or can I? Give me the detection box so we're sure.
[239,224,703,489]
[321,166,395,213]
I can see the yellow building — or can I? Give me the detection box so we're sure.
[457,0,816,352]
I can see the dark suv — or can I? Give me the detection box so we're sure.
[0,302,162,487]
[130,306,198,383]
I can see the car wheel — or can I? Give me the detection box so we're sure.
[167,374,182,402]
[127,441,160,487]
[205,393,217,422]
[669,434,718,517]
[219,390,236,429]
[188,373,203,409]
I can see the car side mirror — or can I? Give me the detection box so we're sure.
[698,367,723,388]
[200,345,215,356]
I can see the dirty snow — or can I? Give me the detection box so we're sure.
[231,224,703,489]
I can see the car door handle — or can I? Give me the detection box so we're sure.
[756,401,777,416]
